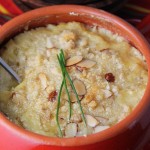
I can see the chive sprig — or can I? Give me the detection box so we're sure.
[56,49,86,137]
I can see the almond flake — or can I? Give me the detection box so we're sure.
[94,125,109,133]
[70,92,84,102]
[85,114,99,127]
[46,37,54,48]
[65,123,77,137]
[88,100,97,108]
[66,56,83,66]
[102,89,113,98]
[38,73,47,89]
[70,114,82,123]
[95,116,108,124]
[77,59,96,68]
[75,66,85,72]
[73,79,86,96]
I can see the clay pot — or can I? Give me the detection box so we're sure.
[0,5,150,150]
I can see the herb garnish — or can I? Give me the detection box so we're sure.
[56,49,86,137]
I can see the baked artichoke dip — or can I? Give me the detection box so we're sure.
[0,22,148,137]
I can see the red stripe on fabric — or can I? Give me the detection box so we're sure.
[0,0,23,16]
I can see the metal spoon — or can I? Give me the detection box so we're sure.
[0,57,21,83]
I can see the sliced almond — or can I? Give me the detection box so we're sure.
[65,123,77,137]
[102,89,113,98]
[45,85,52,93]
[70,92,84,102]
[83,94,94,104]
[70,114,82,123]
[88,100,97,109]
[85,114,99,127]
[66,56,83,66]
[38,73,47,89]
[73,79,86,96]
[95,116,108,124]
[94,125,109,133]
[46,37,54,48]
[75,66,85,72]
[70,92,77,102]
[77,59,96,68]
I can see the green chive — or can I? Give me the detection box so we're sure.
[56,49,87,137]
[56,79,64,137]
[57,54,72,120]
[65,71,86,126]
[60,50,86,126]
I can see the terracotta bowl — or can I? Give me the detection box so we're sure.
[0,5,150,150]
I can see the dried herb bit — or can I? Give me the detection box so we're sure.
[105,73,115,82]
[48,90,57,102]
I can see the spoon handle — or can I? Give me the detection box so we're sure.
[0,57,21,83]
